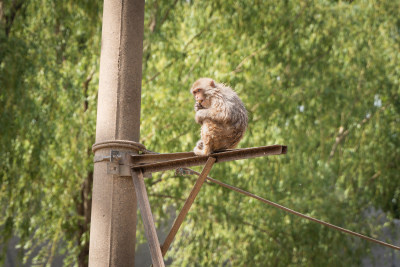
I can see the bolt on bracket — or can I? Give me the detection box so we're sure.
[107,150,121,175]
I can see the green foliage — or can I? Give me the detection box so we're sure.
[141,0,400,266]
[0,0,101,265]
[1,0,399,266]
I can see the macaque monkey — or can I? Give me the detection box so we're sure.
[190,78,248,156]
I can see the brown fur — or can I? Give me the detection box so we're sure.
[190,78,248,156]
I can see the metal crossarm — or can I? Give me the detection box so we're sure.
[131,145,287,174]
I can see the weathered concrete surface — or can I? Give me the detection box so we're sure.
[89,0,145,266]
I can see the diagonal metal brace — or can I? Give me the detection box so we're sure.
[131,169,165,267]
[160,157,216,257]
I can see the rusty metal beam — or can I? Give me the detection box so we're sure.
[131,152,195,164]
[130,145,287,174]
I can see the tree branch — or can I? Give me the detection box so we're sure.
[144,26,208,85]
[5,0,24,37]
[83,70,95,112]
[159,0,179,30]
[329,104,388,160]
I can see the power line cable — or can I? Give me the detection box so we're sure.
[183,168,400,251]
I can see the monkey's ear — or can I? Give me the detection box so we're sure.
[210,80,216,87]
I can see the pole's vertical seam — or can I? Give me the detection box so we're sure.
[108,176,115,266]
[115,0,124,139]
[108,0,124,262]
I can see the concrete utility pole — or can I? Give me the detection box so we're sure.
[89,0,145,266]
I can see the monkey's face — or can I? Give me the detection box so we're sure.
[191,78,215,109]
[192,88,211,108]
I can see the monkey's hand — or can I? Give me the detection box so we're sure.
[194,102,204,112]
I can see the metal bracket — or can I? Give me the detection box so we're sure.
[105,150,120,175]
[93,150,120,163]
[93,150,128,175]
[94,150,152,177]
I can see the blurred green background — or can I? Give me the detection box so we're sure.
[1,0,399,266]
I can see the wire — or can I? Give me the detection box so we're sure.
[182,168,400,251]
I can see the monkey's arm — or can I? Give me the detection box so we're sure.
[195,109,207,124]
[195,107,228,124]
